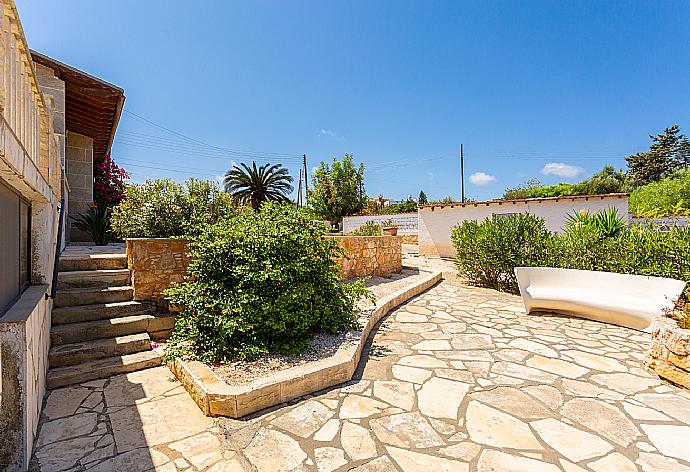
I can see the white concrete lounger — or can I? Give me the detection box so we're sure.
[514,267,687,331]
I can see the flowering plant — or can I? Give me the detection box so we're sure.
[94,155,129,208]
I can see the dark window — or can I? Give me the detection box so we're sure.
[0,179,31,315]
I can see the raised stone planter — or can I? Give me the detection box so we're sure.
[328,235,402,280]
[169,269,442,418]
[647,317,690,389]
[126,238,190,307]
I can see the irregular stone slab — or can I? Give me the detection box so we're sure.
[397,354,447,369]
[272,400,335,438]
[561,379,624,401]
[396,313,428,323]
[349,456,398,472]
[36,412,98,447]
[341,422,377,461]
[315,447,347,472]
[521,385,563,410]
[42,387,92,420]
[244,428,306,472]
[636,452,690,472]
[314,419,341,442]
[633,393,690,423]
[104,367,181,407]
[588,452,637,472]
[339,395,388,419]
[205,459,246,472]
[526,355,588,379]
[437,350,494,362]
[169,432,222,469]
[370,412,444,448]
[438,442,482,461]
[564,350,628,372]
[386,446,468,472]
[561,398,640,447]
[440,322,467,333]
[466,401,542,449]
[411,340,452,350]
[476,450,560,472]
[531,418,613,462]
[391,365,432,384]
[470,387,551,419]
[84,448,172,472]
[559,459,589,472]
[418,377,469,419]
[450,333,494,350]
[508,339,558,358]
[34,436,99,471]
[641,424,690,463]
[435,368,474,383]
[590,373,660,395]
[491,362,557,383]
[373,381,415,411]
[111,392,213,452]
[622,402,670,421]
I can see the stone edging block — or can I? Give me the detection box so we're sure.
[169,269,443,418]
[646,317,690,390]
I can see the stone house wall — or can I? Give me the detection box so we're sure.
[126,238,191,307]
[328,236,402,280]
[65,131,94,242]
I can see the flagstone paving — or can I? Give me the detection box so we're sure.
[31,280,690,471]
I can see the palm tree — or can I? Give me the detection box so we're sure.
[224,162,293,210]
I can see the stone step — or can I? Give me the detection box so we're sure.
[49,333,152,368]
[54,286,134,307]
[59,253,128,272]
[57,269,130,289]
[46,348,164,389]
[50,315,154,346]
[52,300,156,325]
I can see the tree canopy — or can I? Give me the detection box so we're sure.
[224,162,293,210]
[626,125,690,186]
[308,154,366,221]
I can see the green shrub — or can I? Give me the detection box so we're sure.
[629,170,690,218]
[564,207,627,238]
[452,211,690,295]
[351,221,383,236]
[164,202,370,362]
[451,213,553,293]
[111,178,234,238]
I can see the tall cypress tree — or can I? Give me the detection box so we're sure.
[418,190,428,205]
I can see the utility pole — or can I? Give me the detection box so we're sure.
[303,154,309,198]
[460,144,465,203]
[296,169,303,209]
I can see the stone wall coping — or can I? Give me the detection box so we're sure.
[169,269,443,418]
[125,237,192,242]
[0,285,48,323]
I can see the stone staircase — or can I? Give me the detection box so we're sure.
[47,245,175,388]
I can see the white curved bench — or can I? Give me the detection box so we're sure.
[514,267,687,331]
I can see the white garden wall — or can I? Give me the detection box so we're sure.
[419,193,629,258]
[343,213,418,235]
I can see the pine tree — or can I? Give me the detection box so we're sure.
[626,125,689,186]
[418,190,428,205]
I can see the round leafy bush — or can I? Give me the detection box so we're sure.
[111,178,234,238]
[164,202,370,362]
[451,213,552,293]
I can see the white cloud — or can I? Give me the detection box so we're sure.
[541,162,585,178]
[425,171,434,179]
[469,172,496,186]
[319,128,336,137]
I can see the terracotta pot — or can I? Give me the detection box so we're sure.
[383,227,398,236]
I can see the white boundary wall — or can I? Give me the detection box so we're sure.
[343,213,418,235]
[419,194,629,258]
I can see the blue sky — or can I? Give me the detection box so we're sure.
[17,1,690,201]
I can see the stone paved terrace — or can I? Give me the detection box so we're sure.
[31,279,690,471]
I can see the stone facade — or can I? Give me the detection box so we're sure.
[328,236,402,280]
[126,238,191,307]
[65,131,94,242]
[647,317,690,389]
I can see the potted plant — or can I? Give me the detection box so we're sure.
[381,219,398,236]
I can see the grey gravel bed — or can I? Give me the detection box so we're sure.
[212,267,427,385]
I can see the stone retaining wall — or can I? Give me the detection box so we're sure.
[647,317,690,389]
[328,236,402,279]
[126,238,191,307]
